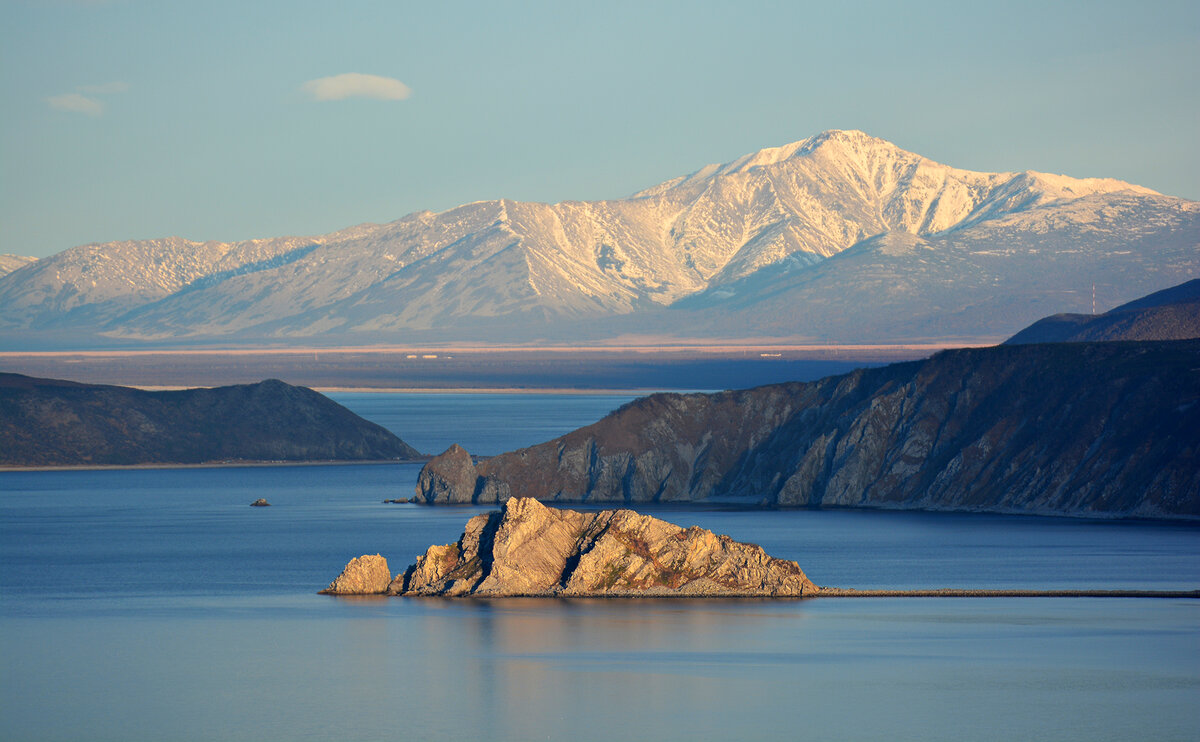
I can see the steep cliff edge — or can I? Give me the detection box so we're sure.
[415,341,1200,519]
[0,373,422,466]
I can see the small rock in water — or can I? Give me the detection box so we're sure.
[320,554,392,595]
[250,498,271,507]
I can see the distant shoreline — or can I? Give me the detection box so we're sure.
[312,386,653,395]
[0,346,938,393]
[0,458,427,473]
[0,342,983,357]
[124,386,663,394]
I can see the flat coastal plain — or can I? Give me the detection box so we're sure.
[0,345,950,391]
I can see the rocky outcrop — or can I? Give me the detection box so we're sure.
[1006,278,1200,344]
[414,340,1200,519]
[383,498,817,597]
[0,373,422,466]
[320,554,392,595]
[416,444,478,503]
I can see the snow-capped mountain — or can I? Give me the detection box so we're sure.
[1,130,1195,346]
[0,255,37,279]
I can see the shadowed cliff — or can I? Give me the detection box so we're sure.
[0,373,421,466]
[416,341,1200,519]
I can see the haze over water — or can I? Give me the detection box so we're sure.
[2,393,1197,741]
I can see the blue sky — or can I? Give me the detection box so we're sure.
[2,0,1197,258]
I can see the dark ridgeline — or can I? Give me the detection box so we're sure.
[416,340,1200,519]
[0,374,421,466]
[1006,278,1200,344]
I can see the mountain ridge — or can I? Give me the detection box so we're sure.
[414,339,1200,520]
[1,130,1193,347]
[0,254,37,278]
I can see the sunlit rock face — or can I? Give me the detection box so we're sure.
[320,554,392,595]
[384,498,818,597]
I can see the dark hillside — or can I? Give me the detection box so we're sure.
[0,374,421,466]
[416,341,1200,519]
[1006,278,1200,344]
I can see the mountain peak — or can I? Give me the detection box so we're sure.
[714,129,903,176]
[638,129,916,198]
[796,128,892,152]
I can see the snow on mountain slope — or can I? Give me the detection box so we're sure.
[108,208,497,338]
[0,130,1190,344]
[0,225,378,330]
[663,192,1200,342]
[0,255,37,278]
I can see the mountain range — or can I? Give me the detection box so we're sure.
[2,130,1196,347]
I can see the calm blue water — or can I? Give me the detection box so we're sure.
[2,393,1198,742]
[329,391,641,456]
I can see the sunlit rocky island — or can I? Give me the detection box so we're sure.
[324,497,818,598]
[321,498,1198,600]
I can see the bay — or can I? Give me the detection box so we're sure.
[1,392,1197,742]
[328,391,643,457]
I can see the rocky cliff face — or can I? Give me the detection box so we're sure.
[416,443,480,503]
[381,498,817,597]
[415,341,1200,519]
[0,373,421,466]
[320,554,392,595]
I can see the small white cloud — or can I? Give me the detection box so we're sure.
[45,81,129,116]
[78,81,130,95]
[301,73,412,102]
[45,93,104,116]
